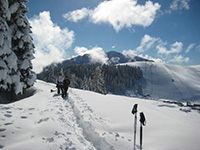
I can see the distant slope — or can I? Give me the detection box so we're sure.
[124,62,200,101]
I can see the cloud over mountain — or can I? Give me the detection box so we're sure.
[74,46,108,64]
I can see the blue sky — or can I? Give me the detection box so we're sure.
[25,0,200,73]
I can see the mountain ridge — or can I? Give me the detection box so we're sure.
[61,51,153,66]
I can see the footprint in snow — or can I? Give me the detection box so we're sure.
[4,123,13,126]
[0,129,6,132]
[17,108,23,110]
[1,135,6,138]
[16,127,21,130]
[6,111,12,114]
[1,107,11,110]
[28,108,35,110]
[43,137,54,143]
[0,145,4,149]
[67,132,72,135]
[37,118,49,124]
[4,114,12,118]
[21,116,28,119]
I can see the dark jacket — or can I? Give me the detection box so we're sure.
[63,79,70,89]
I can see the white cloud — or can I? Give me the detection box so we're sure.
[122,34,162,55]
[157,41,183,55]
[29,11,74,73]
[136,34,160,53]
[196,44,200,51]
[122,50,164,63]
[170,0,190,11]
[63,0,161,32]
[169,55,189,64]
[74,46,88,55]
[91,0,161,32]
[63,8,91,22]
[139,54,164,63]
[112,45,116,49]
[74,46,108,64]
[122,49,136,56]
[185,43,195,53]
[122,34,192,64]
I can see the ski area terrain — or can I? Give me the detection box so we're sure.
[0,80,200,150]
[123,62,200,102]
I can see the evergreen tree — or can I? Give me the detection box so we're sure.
[81,75,90,91]
[90,66,106,94]
[0,0,36,98]
[137,84,143,95]
[0,0,16,93]
[70,74,79,88]
[10,0,36,92]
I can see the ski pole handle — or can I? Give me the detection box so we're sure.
[131,104,138,115]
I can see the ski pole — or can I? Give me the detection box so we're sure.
[140,122,143,150]
[131,104,138,150]
[139,112,146,150]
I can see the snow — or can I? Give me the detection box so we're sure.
[9,2,20,15]
[26,72,36,87]
[15,30,23,39]
[17,18,24,27]
[0,80,200,150]
[20,59,30,70]
[0,69,7,81]
[0,60,7,69]
[6,53,17,71]
[122,62,200,101]
[0,38,11,56]
[0,32,4,46]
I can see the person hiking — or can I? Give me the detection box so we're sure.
[62,75,70,98]
[56,73,64,94]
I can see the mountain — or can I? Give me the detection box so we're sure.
[0,80,200,150]
[38,51,200,102]
[61,51,153,66]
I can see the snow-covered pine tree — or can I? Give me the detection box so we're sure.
[90,66,106,94]
[0,0,36,98]
[0,0,16,94]
[70,74,79,88]
[81,75,90,91]
[10,0,36,93]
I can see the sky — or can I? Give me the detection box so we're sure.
[25,0,200,73]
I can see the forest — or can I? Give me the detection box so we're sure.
[37,64,144,95]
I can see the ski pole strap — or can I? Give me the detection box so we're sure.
[140,112,146,126]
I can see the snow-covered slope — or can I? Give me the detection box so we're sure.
[0,80,200,150]
[123,62,200,102]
